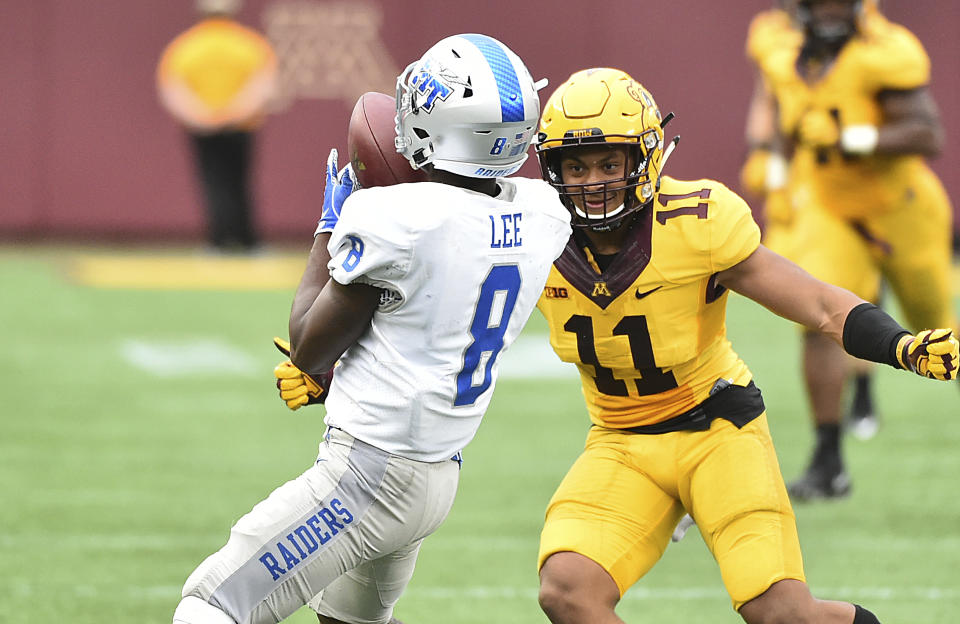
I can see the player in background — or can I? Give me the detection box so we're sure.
[759,0,956,500]
[741,0,881,446]
[172,33,570,624]
[531,68,957,624]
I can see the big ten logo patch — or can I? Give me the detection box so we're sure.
[262,0,400,110]
[543,286,569,299]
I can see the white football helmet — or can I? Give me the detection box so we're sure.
[395,34,540,178]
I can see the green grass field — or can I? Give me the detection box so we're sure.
[2,244,958,624]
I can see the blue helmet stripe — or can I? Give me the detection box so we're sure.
[462,34,524,123]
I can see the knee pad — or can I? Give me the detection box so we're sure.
[173,595,236,624]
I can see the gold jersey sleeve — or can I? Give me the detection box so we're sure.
[857,15,930,92]
[746,9,801,68]
[763,12,933,218]
[537,177,760,429]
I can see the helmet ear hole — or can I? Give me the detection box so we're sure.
[413,128,430,140]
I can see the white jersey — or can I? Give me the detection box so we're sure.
[321,177,571,461]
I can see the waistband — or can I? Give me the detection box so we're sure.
[324,426,463,466]
[612,380,764,435]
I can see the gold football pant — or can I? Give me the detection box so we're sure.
[538,413,804,610]
[791,169,955,332]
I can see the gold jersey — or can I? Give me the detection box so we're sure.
[762,12,932,218]
[537,177,761,429]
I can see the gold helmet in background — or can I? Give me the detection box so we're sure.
[796,0,875,46]
[196,0,242,16]
[536,68,671,230]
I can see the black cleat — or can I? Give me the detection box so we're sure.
[787,465,852,502]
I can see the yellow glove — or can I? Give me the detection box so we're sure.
[740,149,771,196]
[895,329,959,381]
[273,337,332,410]
[797,109,839,150]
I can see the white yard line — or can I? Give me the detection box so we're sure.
[116,333,577,380]
[119,338,259,377]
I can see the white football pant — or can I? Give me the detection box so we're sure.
[174,428,459,624]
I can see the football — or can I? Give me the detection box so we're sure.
[347,92,428,188]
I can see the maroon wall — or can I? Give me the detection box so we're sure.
[1,1,957,241]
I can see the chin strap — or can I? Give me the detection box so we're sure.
[656,135,681,192]
[661,135,680,170]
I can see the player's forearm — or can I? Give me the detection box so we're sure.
[873,87,945,157]
[759,277,859,344]
[290,280,380,373]
[804,284,864,344]
[289,234,332,352]
[874,119,943,157]
[744,75,777,149]
[841,303,911,370]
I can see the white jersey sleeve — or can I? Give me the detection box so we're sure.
[320,179,570,462]
[326,193,417,296]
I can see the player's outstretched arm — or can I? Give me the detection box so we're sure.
[718,245,858,343]
[718,245,958,380]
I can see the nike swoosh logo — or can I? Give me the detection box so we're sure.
[635,286,662,300]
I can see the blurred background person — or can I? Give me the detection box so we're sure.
[741,1,881,442]
[757,0,956,501]
[157,0,277,253]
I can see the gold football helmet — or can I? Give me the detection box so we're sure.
[536,68,671,230]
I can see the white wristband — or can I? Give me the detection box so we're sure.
[765,152,788,191]
[840,125,879,155]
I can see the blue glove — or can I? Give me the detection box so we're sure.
[317,148,358,234]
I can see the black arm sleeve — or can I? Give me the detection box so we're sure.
[841,303,911,369]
